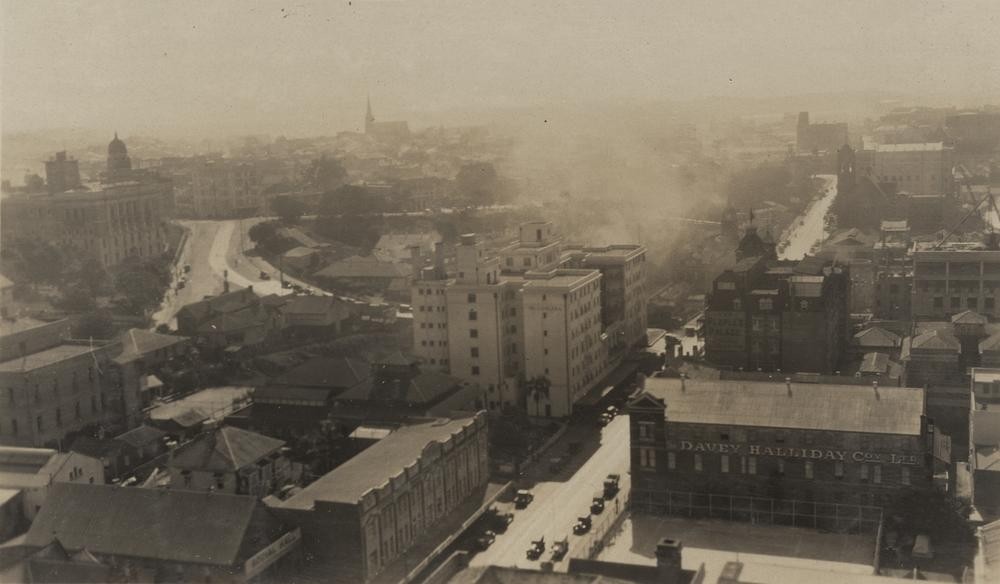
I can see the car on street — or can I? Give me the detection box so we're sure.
[598,412,613,426]
[551,538,569,561]
[573,516,592,535]
[603,474,621,499]
[591,493,605,514]
[526,538,545,560]
[484,508,514,533]
[183,264,191,273]
[259,271,270,280]
[474,530,496,550]
[514,489,534,509]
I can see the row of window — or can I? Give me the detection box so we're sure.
[638,449,911,485]
[2,394,104,436]
[931,296,996,310]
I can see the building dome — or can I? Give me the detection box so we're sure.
[106,132,132,177]
[108,132,128,156]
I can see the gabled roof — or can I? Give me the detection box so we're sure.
[910,329,961,352]
[339,370,462,405]
[281,294,347,316]
[177,288,258,323]
[952,310,988,325]
[24,483,284,567]
[282,416,479,508]
[643,377,924,435]
[854,326,901,348]
[859,352,890,374]
[313,255,412,280]
[981,333,1000,353]
[114,424,167,450]
[113,329,188,364]
[274,356,370,390]
[283,246,318,259]
[169,426,284,472]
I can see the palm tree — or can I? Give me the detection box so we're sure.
[526,375,552,417]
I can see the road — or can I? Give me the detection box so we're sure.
[150,219,329,330]
[779,174,838,260]
[469,415,631,570]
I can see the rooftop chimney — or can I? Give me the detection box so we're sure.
[655,538,683,582]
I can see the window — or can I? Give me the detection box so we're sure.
[467,293,476,303]
[694,454,703,472]
[470,347,479,358]
[543,330,548,337]
[470,329,478,338]
[471,366,480,376]
[720,432,730,441]
[667,451,676,470]
[36,415,43,432]
[804,461,814,479]
[759,298,773,310]
[748,456,757,475]
[468,309,478,321]
[720,455,730,473]
[638,422,654,440]
[523,258,531,267]
[777,459,785,475]
[640,447,656,469]
[183,471,192,487]
[873,464,882,484]
[901,466,910,485]
[834,461,844,478]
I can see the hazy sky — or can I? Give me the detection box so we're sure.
[3,0,998,137]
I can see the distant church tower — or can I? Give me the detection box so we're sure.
[365,96,375,135]
[837,144,856,192]
[107,132,132,179]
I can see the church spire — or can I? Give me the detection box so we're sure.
[365,95,375,133]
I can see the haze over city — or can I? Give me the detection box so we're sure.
[3,0,999,138]
[3,2,1000,584]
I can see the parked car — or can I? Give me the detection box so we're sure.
[526,538,545,560]
[573,515,592,535]
[551,538,569,561]
[605,405,618,418]
[485,508,514,533]
[598,413,613,427]
[604,474,621,499]
[259,271,270,280]
[514,489,534,509]
[591,493,605,514]
[475,530,496,550]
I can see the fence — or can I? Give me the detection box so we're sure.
[631,489,883,535]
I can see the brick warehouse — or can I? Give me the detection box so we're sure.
[627,377,942,528]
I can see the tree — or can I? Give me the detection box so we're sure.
[58,286,98,312]
[271,196,306,223]
[524,375,552,417]
[309,156,349,192]
[76,259,109,298]
[114,268,165,316]
[318,185,382,217]
[11,240,65,286]
[73,310,115,340]
[248,221,280,247]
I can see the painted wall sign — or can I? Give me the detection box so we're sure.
[675,440,918,465]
